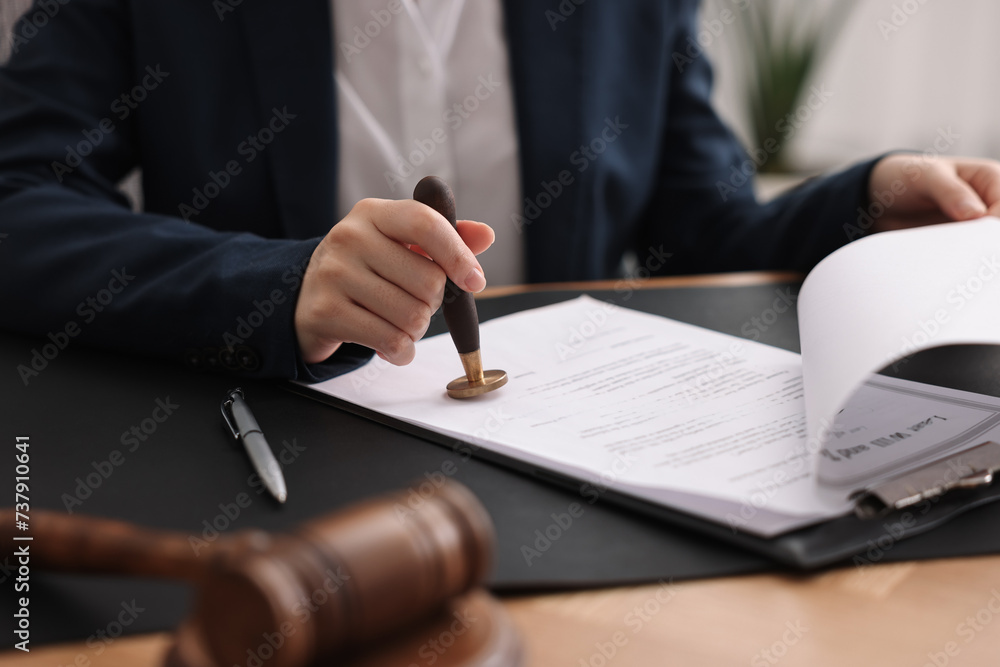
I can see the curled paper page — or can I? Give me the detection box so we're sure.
[799,217,1000,486]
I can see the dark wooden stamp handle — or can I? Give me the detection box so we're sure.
[413,176,481,354]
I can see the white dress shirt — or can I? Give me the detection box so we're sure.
[331,0,524,286]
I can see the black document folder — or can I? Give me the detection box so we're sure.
[3,281,1000,644]
[295,284,1000,569]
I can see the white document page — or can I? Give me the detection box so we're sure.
[307,296,1000,536]
[799,217,1000,451]
[820,377,1000,487]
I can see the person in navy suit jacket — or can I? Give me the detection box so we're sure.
[1,0,998,383]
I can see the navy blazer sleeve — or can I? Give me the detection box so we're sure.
[0,0,369,382]
[637,1,877,275]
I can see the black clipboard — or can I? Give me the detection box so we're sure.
[290,284,1000,569]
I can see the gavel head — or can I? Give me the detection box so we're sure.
[179,480,495,667]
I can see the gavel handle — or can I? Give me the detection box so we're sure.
[0,509,241,582]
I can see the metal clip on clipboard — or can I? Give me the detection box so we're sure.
[851,441,1000,519]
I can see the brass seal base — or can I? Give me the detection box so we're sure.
[447,351,508,399]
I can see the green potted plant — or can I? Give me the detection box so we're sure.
[722,0,858,174]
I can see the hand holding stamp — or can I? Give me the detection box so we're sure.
[413,176,508,399]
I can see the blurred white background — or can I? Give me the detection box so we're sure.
[704,0,1000,173]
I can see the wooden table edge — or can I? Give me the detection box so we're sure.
[477,271,804,298]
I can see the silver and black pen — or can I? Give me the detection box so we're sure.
[221,388,288,503]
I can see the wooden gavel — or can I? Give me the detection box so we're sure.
[1,481,504,667]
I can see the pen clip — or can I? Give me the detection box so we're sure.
[221,387,245,440]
